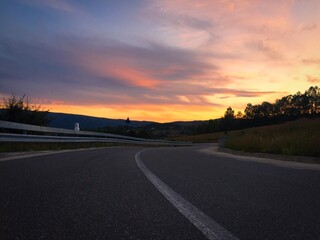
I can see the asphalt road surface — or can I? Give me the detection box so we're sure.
[1,145,319,239]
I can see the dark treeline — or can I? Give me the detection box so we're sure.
[0,95,51,126]
[196,86,320,134]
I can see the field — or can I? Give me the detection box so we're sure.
[177,119,320,158]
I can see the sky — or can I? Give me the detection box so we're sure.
[0,0,319,122]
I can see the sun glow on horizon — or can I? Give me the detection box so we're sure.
[43,103,221,123]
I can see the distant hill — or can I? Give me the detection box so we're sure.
[48,112,155,130]
[0,109,203,132]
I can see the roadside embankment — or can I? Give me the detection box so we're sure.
[223,119,320,158]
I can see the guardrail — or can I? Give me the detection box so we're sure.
[0,120,190,146]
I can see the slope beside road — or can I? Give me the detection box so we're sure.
[1,145,320,239]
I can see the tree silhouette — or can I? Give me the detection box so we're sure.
[125,117,131,124]
[224,107,235,119]
[0,95,50,126]
[244,86,320,119]
[196,86,320,135]
[236,111,244,119]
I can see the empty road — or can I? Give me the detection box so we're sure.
[1,145,319,239]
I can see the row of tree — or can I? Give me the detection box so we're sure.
[197,86,320,134]
[246,86,319,119]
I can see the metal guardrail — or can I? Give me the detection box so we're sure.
[0,120,190,146]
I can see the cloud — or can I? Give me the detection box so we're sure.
[300,23,317,32]
[206,87,280,98]
[245,39,284,60]
[147,0,295,35]
[79,39,217,84]
[21,0,80,12]
[0,34,223,106]
[307,75,320,84]
[1,32,281,110]
[302,59,320,66]
[148,9,214,32]
[145,0,320,58]
[2,0,319,121]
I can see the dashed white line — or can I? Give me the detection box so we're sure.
[135,149,238,240]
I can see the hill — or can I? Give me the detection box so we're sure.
[47,112,155,130]
[0,108,204,135]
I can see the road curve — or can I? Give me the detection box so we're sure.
[1,145,320,239]
[0,147,206,240]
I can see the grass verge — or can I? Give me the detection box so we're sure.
[224,119,320,158]
[175,118,320,158]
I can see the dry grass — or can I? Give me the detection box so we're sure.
[175,119,320,157]
[225,119,320,157]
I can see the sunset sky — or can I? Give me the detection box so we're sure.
[1,0,319,122]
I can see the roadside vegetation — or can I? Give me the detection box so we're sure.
[224,119,320,157]
[187,86,320,158]
[0,95,51,126]
[196,86,320,134]
[180,119,320,158]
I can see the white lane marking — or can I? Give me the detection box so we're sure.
[135,149,238,240]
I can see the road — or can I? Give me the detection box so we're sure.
[0,145,319,239]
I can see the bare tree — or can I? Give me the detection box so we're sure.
[0,95,51,126]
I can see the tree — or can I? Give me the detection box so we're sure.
[244,103,255,119]
[236,111,244,119]
[0,95,50,126]
[224,107,235,119]
[260,101,274,118]
[305,86,320,114]
[125,117,131,125]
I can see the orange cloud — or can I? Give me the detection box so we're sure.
[86,60,160,88]
[70,49,158,88]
